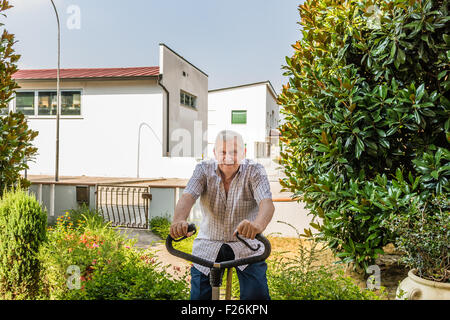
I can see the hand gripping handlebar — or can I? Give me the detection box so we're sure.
[165,223,271,270]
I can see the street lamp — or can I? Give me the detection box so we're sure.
[50,0,61,182]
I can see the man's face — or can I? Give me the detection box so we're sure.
[214,138,246,176]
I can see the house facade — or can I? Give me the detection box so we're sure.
[10,44,208,179]
[207,81,280,160]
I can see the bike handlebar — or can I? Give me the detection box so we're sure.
[165,223,271,270]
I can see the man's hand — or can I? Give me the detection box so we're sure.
[234,199,275,240]
[170,220,195,239]
[170,193,197,239]
[234,219,263,240]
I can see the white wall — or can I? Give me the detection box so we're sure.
[159,44,208,159]
[16,79,200,179]
[207,83,278,160]
[17,79,160,177]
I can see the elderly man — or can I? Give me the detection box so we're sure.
[170,130,275,300]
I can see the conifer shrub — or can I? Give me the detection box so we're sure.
[0,187,47,299]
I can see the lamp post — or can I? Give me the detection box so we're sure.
[50,0,61,182]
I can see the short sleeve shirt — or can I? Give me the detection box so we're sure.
[182,158,272,275]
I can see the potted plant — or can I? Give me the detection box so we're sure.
[385,195,449,300]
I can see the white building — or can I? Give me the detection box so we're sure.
[207,81,280,161]
[10,44,208,179]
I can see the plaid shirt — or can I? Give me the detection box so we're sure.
[182,158,272,276]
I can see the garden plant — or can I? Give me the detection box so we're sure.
[39,208,190,300]
[0,187,47,299]
[278,0,449,272]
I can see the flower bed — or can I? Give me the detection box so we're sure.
[38,210,190,300]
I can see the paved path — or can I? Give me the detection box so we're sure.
[115,227,161,248]
[115,227,191,278]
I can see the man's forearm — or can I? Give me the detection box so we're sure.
[253,198,275,231]
[172,193,196,223]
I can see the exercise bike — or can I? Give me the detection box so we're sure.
[165,224,271,300]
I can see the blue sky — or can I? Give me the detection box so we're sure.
[6,0,304,93]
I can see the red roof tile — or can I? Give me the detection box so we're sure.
[13,67,160,80]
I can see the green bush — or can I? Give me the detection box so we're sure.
[63,248,190,300]
[278,0,449,270]
[0,187,47,299]
[149,215,172,239]
[39,210,189,300]
[384,194,449,282]
[66,203,105,230]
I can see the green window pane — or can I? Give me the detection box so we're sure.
[16,92,35,115]
[232,110,247,124]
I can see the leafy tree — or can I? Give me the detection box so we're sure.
[278,0,449,270]
[0,0,38,196]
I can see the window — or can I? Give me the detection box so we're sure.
[38,91,58,115]
[231,110,247,124]
[16,92,35,115]
[61,91,81,115]
[14,90,81,116]
[180,90,197,108]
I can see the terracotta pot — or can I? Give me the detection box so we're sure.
[396,269,450,300]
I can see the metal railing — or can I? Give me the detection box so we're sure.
[95,185,151,229]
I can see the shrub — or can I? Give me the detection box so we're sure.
[39,212,123,299]
[0,187,47,299]
[267,239,384,300]
[384,194,449,282]
[66,203,105,230]
[63,248,190,300]
[150,215,172,239]
[278,0,450,270]
[267,224,384,300]
[39,210,190,300]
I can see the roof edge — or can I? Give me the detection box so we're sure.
[159,43,209,78]
[209,80,278,97]
[14,75,160,82]
[13,66,160,81]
